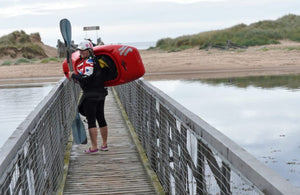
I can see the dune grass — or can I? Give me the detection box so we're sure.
[1,57,63,66]
[0,30,47,59]
[155,14,300,51]
[40,57,63,63]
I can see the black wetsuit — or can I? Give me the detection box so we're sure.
[72,56,108,129]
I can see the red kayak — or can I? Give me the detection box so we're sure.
[62,44,145,86]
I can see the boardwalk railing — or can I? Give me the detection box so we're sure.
[114,79,300,195]
[0,78,79,194]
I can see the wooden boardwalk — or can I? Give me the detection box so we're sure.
[63,89,158,195]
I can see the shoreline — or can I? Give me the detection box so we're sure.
[143,67,300,80]
[1,40,300,83]
[0,77,62,87]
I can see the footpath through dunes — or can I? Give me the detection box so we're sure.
[1,40,300,82]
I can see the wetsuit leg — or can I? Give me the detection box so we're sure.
[96,99,107,128]
[83,99,97,129]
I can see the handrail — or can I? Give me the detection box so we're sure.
[0,78,79,194]
[114,79,300,195]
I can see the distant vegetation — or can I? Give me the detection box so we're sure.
[0,57,63,66]
[200,74,300,89]
[0,30,64,66]
[40,57,62,63]
[0,30,47,59]
[155,14,300,51]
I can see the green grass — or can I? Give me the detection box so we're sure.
[14,58,36,65]
[259,47,269,52]
[0,30,47,59]
[285,46,300,51]
[40,57,62,63]
[1,60,13,66]
[21,44,46,59]
[0,30,31,45]
[1,58,35,66]
[155,14,300,51]
[1,57,62,66]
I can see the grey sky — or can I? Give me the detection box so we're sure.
[0,0,299,47]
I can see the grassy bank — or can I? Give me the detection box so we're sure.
[0,30,47,59]
[155,14,300,51]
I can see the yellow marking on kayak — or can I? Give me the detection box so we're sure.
[99,59,109,68]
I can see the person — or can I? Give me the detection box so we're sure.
[69,40,108,154]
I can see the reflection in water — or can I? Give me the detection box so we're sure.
[150,75,300,188]
[200,74,300,89]
[0,83,55,148]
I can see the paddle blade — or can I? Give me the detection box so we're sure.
[59,18,72,49]
[72,113,87,144]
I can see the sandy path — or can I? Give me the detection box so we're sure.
[0,40,300,83]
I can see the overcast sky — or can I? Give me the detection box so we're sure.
[0,0,300,47]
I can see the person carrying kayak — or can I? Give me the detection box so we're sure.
[69,40,109,154]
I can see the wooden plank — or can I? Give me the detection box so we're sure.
[63,89,157,194]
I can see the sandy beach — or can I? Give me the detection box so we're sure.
[141,40,300,80]
[0,40,300,82]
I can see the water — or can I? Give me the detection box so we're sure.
[150,75,300,188]
[0,83,56,148]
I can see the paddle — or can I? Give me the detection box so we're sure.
[59,18,87,144]
[59,18,73,71]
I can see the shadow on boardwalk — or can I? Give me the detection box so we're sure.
[63,89,157,195]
